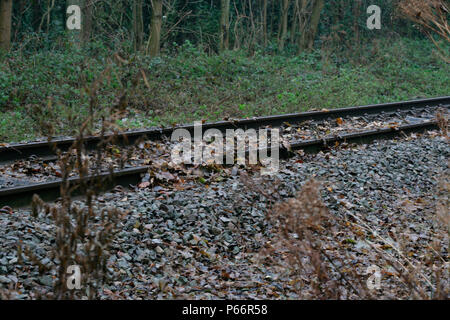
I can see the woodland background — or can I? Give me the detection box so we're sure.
[0,0,448,142]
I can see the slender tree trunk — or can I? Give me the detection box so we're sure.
[296,0,323,52]
[306,0,324,49]
[133,0,144,51]
[290,0,299,45]
[0,0,12,51]
[297,0,308,52]
[270,0,275,38]
[83,0,93,42]
[148,0,163,57]
[277,1,282,41]
[219,0,230,51]
[353,0,360,45]
[262,0,268,46]
[32,0,42,32]
[14,0,26,42]
[278,0,290,51]
[247,0,256,53]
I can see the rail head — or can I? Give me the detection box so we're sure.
[0,96,449,163]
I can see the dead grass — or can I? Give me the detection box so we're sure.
[1,71,131,299]
[399,0,450,61]
[243,175,449,299]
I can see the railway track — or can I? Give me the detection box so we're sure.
[0,96,449,208]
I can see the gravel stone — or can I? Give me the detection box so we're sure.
[0,133,448,299]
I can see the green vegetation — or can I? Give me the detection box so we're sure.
[1,38,448,143]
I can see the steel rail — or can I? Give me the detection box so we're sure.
[0,166,149,208]
[1,96,449,163]
[0,119,443,208]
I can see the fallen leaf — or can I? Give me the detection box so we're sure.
[138,181,151,188]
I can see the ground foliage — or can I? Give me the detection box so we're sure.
[0,37,448,142]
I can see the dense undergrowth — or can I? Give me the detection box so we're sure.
[0,37,448,143]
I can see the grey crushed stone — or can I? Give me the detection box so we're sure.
[0,133,448,299]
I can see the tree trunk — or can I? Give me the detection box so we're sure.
[133,0,144,51]
[353,0,360,45]
[270,0,276,38]
[14,0,26,42]
[32,0,42,32]
[278,0,290,51]
[83,0,93,42]
[0,0,12,51]
[219,0,230,51]
[148,0,162,57]
[296,0,323,52]
[290,0,299,45]
[297,0,308,51]
[306,0,324,49]
[262,0,268,46]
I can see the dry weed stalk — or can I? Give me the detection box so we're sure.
[436,108,449,138]
[398,0,450,61]
[433,173,449,298]
[399,0,449,41]
[245,173,448,299]
[436,172,449,235]
[23,116,125,299]
[256,179,372,299]
[17,62,139,299]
